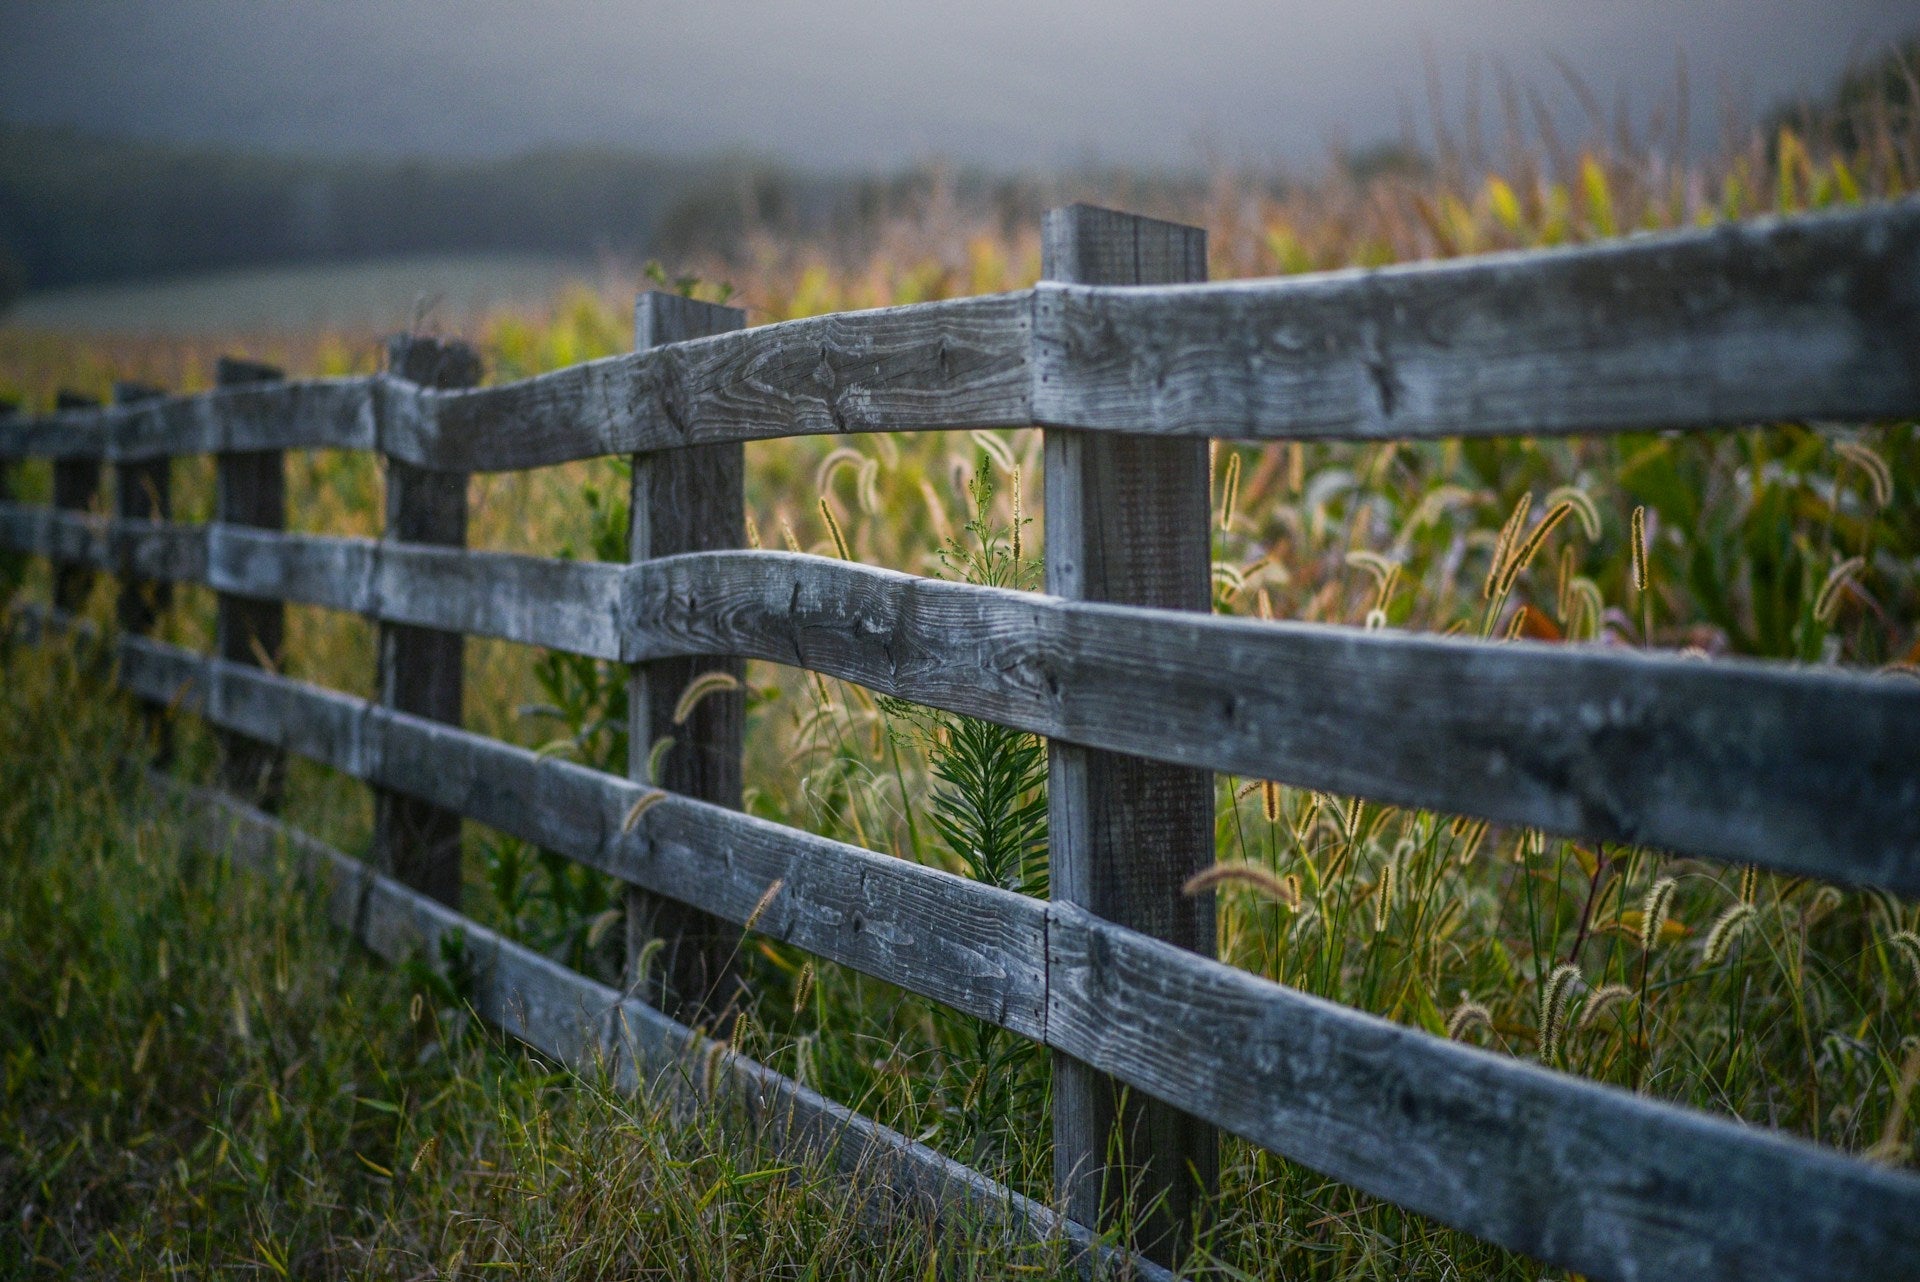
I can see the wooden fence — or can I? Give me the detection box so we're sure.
[5,200,1920,1279]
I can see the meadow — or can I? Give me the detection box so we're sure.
[4,62,1920,1278]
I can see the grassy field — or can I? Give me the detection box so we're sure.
[4,61,1920,1278]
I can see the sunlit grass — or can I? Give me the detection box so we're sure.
[4,69,1920,1277]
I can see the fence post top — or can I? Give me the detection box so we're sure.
[634,291,747,351]
[1042,203,1208,285]
[215,357,285,388]
[112,381,166,405]
[54,389,99,410]
[384,335,482,390]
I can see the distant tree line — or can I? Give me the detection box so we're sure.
[0,124,1228,307]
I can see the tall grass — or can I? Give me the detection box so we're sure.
[4,45,1919,1277]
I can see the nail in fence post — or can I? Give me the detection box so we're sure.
[113,380,173,763]
[375,336,480,908]
[626,291,748,1030]
[1041,203,1219,1267]
[213,357,288,810]
[51,390,103,615]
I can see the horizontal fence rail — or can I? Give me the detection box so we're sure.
[1,203,1915,469]
[4,505,1917,892]
[154,773,1153,1277]
[6,197,1920,1281]
[5,607,1915,1281]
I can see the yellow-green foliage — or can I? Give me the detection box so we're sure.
[5,101,1920,1278]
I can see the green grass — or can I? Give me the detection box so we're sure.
[0,638,1095,1280]
[5,68,1920,1276]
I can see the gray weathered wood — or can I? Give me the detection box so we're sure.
[51,391,103,613]
[1033,199,1920,441]
[0,378,376,462]
[374,336,480,907]
[113,381,175,760]
[165,776,1155,1281]
[7,204,1920,468]
[8,509,1918,893]
[81,622,1920,1282]
[1044,902,1920,1282]
[1043,203,1218,1267]
[110,629,1047,1037]
[407,292,1033,471]
[214,357,288,809]
[628,292,749,1031]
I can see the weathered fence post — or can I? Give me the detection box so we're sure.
[626,291,748,1030]
[374,336,480,908]
[1042,203,1218,1265]
[113,380,172,761]
[51,390,102,615]
[214,358,288,809]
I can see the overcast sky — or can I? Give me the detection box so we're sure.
[1,2,1913,170]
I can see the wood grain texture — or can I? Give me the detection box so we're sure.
[214,357,288,810]
[112,382,173,638]
[1044,902,1920,1282]
[166,777,1157,1281]
[374,336,479,907]
[408,292,1032,471]
[51,391,103,613]
[112,381,175,760]
[5,203,1919,467]
[7,510,1917,894]
[79,621,1920,1282]
[1042,203,1217,1265]
[628,292,749,1031]
[109,632,1047,1037]
[1033,200,1920,440]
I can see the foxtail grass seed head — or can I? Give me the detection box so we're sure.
[1010,466,1022,563]
[131,1012,159,1075]
[969,430,1016,472]
[156,937,168,982]
[645,735,676,787]
[1372,859,1396,933]
[1702,902,1758,966]
[780,518,802,554]
[410,992,424,1023]
[1576,983,1635,1033]
[1287,441,1305,494]
[672,670,741,726]
[744,512,761,549]
[819,497,852,561]
[1182,862,1301,909]
[1738,864,1759,905]
[1835,439,1894,508]
[1346,550,1396,589]
[1544,485,1603,542]
[1262,780,1282,824]
[1485,493,1535,599]
[1219,450,1241,531]
[1556,544,1576,620]
[813,446,866,495]
[621,789,667,834]
[1630,506,1649,594]
[1815,556,1866,624]
[1539,964,1582,1061]
[743,878,786,932]
[1640,877,1679,948]
[1887,930,1920,990]
[793,961,816,1014]
[1495,501,1574,600]
[1446,997,1494,1041]
[1452,817,1490,866]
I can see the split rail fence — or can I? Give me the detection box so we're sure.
[4,202,1920,1279]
